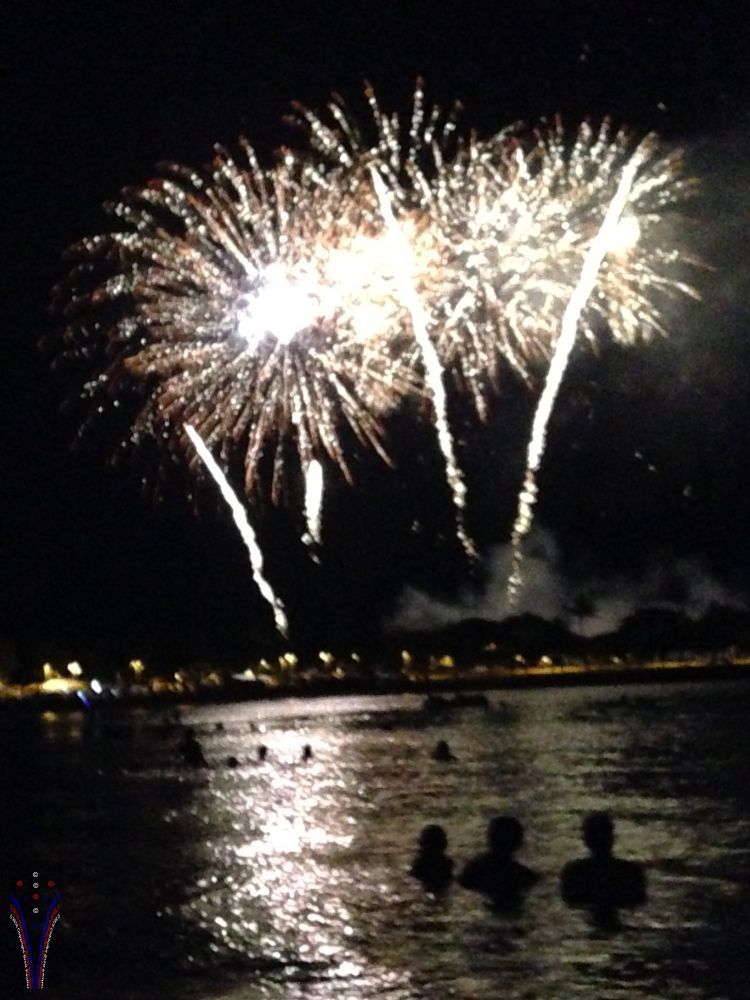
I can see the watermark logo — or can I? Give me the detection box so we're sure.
[10,873,61,989]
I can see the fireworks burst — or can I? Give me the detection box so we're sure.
[292,85,699,418]
[55,82,700,633]
[294,84,699,583]
[423,117,699,394]
[55,138,418,525]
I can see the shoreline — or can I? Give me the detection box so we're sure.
[2,659,750,713]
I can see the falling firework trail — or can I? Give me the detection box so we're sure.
[185,424,289,637]
[370,166,477,559]
[303,458,324,555]
[507,140,653,605]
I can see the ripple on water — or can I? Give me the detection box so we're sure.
[4,680,750,999]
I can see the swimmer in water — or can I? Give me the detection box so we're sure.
[179,729,208,768]
[410,824,454,892]
[561,812,646,913]
[432,740,456,762]
[459,816,539,907]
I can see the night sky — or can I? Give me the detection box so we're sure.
[3,2,750,669]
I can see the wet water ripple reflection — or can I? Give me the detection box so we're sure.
[3,680,750,998]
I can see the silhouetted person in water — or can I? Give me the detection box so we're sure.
[257,745,268,762]
[410,824,454,892]
[179,729,208,768]
[302,744,313,761]
[226,755,239,768]
[459,816,539,906]
[561,812,646,915]
[432,740,456,762]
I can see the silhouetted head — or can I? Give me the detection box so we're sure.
[487,816,524,857]
[418,824,448,855]
[226,755,239,768]
[215,722,225,732]
[302,744,313,760]
[583,811,615,857]
[432,740,454,761]
[257,745,268,761]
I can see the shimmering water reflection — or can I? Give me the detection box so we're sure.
[7,680,750,998]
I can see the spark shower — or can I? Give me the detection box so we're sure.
[54,83,699,634]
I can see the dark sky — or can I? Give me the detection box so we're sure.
[3,1,750,667]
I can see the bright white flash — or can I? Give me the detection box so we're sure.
[237,263,318,347]
[607,215,641,255]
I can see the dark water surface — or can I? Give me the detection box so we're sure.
[2,679,750,998]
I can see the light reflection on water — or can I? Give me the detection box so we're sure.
[4,680,750,998]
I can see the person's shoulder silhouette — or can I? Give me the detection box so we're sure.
[410,824,454,892]
[459,816,539,906]
[561,812,646,910]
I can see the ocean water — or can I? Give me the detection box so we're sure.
[3,678,750,998]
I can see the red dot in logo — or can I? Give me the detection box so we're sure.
[16,881,23,887]
[33,893,40,900]
[48,881,55,887]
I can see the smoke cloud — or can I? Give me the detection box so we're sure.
[389,528,746,635]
